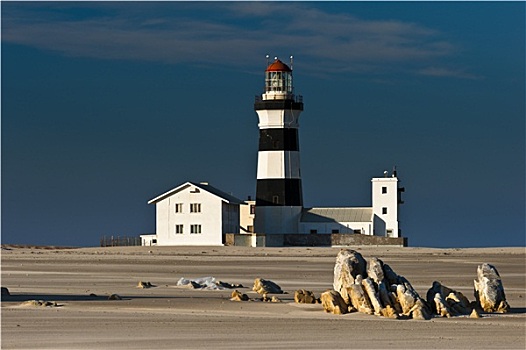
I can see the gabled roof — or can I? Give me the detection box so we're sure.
[301,207,373,223]
[148,181,245,205]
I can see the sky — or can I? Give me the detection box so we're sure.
[2,1,525,248]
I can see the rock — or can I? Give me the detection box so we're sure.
[348,283,374,315]
[362,277,383,315]
[434,292,452,318]
[380,305,399,319]
[253,278,283,294]
[230,290,249,302]
[20,300,58,307]
[446,292,471,315]
[474,263,510,313]
[1,287,10,296]
[427,281,472,316]
[333,249,367,305]
[108,294,122,300]
[396,283,419,316]
[410,299,432,320]
[271,296,282,303]
[294,289,319,304]
[382,263,400,286]
[217,281,244,289]
[470,308,482,318]
[366,257,385,284]
[321,290,349,315]
[137,281,154,288]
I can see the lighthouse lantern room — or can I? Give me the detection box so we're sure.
[254,56,304,234]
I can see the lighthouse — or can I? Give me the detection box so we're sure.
[254,56,304,234]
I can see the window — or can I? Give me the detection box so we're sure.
[190,224,202,234]
[175,224,183,234]
[332,229,340,233]
[190,203,201,213]
[310,229,318,234]
[247,225,254,233]
[175,203,183,213]
[272,195,279,204]
[382,207,388,215]
[382,187,387,194]
[250,205,255,215]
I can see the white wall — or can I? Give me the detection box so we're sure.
[299,221,371,235]
[240,201,255,233]
[155,185,224,246]
[371,177,399,237]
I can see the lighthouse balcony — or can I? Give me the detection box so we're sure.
[254,95,304,111]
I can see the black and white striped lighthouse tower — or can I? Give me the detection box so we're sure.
[254,56,304,234]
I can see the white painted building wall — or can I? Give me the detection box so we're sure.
[240,200,255,233]
[148,182,241,246]
[372,176,400,237]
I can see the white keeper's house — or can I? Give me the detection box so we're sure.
[142,56,405,247]
[142,181,245,246]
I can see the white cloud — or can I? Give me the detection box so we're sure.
[2,2,468,78]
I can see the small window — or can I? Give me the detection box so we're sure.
[190,224,202,234]
[190,203,201,213]
[175,203,183,213]
[250,205,255,215]
[152,239,157,244]
[382,187,387,194]
[331,229,340,234]
[310,229,317,234]
[353,229,362,234]
[175,224,183,234]
[247,225,254,233]
[382,207,388,215]
[272,195,279,204]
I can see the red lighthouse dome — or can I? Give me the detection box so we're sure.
[266,59,292,72]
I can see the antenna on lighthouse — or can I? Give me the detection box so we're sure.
[265,54,269,66]
[290,55,294,70]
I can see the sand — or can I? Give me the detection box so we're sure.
[1,245,525,349]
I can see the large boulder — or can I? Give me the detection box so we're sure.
[321,290,349,315]
[474,263,510,313]
[427,281,472,316]
[333,249,367,305]
[253,278,283,294]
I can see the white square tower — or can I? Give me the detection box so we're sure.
[371,170,404,237]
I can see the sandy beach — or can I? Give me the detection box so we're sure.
[1,245,525,349]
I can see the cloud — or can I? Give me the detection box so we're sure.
[2,2,466,78]
[418,67,484,80]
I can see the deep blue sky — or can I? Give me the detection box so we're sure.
[2,2,525,247]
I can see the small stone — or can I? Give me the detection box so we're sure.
[108,294,122,300]
[253,278,283,294]
[230,290,249,302]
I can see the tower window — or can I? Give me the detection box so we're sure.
[272,195,279,204]
[382,187,387,194]
[250,205,255,215]
[382,207,388,215]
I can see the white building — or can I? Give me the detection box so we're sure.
[146,182,245,246]
[297,170,404,237]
